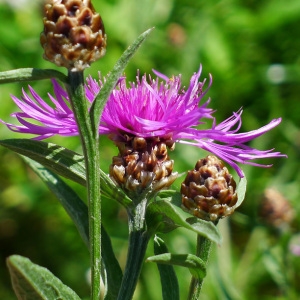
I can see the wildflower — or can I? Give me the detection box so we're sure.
[259,188,294,228]
[1,66,286,177]
[181,155,238,221]
[41,0,107,70]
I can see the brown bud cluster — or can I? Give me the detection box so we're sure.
[41,0,107,71]
[181,155,238,222]
[109,136,178,198]
[259,188,294,228]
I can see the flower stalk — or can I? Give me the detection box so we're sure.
[66,70,101,300]
[188,234,212,300]
[117,198,150,300]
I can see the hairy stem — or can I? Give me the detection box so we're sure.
[117,199,150,300]
[67,70,101,300]
[188,234,212,300]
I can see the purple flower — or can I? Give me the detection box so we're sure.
[1,80,78,140]
[1,66,286,177]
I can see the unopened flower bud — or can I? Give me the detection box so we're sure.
[181,155,238,222]
[41,0,107,71]
[109,136,178,198]
[259,188,294,228]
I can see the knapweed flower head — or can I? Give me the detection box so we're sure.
[259,188,294,228]
[1,66,286,177]
[41,0,107,71]
[181,155,238,221]
[109,136,178,198]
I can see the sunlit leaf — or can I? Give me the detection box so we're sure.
[0,68,67,84]
[146,192,221,244]
[22,157,123,300]
[0,138,132,208]
[147,253,206,280]
[7,255,80,300]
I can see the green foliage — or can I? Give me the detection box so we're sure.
[152,236,180,300]
[150,235,207,283]
[22,157,123,300]
[0,139,132,207]
[7,255,81,300]
[0,68,67,84]
[147,190,222,244]
[147,253,206,280]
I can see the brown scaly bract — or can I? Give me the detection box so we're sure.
[109,136,178,198]
[181,155,238,222]
[41,0,107,71]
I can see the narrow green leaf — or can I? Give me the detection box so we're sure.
[23,156,89,247]
[0,138,132,208]
[153,236,180,300]
[90,28,154,133]
[146,194,222,244]
[262,248,287,290]
[147,253,206,280]
[22,157,123,300]
[7,255,81,300]
[0,138,86,184]
[0,68,67,84]
[102,227,123,300]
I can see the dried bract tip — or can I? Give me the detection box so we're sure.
[41,0,107,71]
[109,136,178,198]
[181,155,238,222]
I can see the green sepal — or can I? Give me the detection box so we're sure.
[235,176,247,209]
[0,138,132,208]
[146,191,222,245]
[147,252,206,280]
[0,68,67,84]
[90,27,154,134]
[22,157,123,300]
[152,236,180,300]
[6,255,81,300]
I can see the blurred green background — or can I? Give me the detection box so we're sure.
[0,0,300,299]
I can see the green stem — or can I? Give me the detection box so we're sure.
[67,70,101,300]
[188,235,212,300]
[117,199,150,300]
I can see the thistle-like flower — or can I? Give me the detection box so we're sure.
[109,136,178,198]
[41,0,107,70]
[1,66,286,178]
[181,155,238,221]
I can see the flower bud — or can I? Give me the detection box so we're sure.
[40,0,107,71]
[109,136,178,198]
[181,155,238,222]
[259,188,294,228]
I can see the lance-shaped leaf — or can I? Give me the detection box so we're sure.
[146,191,222,245]
[24,156,89,247]
[153,236,180,300]
[0,138,132,208]
[90,28,154,133]
[0,68,67,84]
[7,255,81,300]
[22,157,123,300]
[147,253,206,281]
[0,138,85,184]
